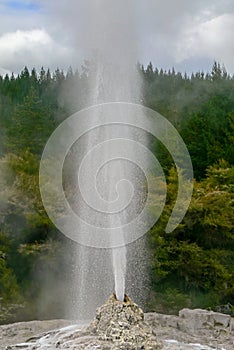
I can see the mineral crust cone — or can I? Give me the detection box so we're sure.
[85,293,162,349]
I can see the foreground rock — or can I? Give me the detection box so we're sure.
[145,308,234,349]
[1,299,234,349]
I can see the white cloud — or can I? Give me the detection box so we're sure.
[0,29,73,73]
[175,13,234,73]
[0,29,51,50]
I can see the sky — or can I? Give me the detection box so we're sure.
[0,0,234,75]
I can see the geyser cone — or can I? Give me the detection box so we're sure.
[86,294,161,349]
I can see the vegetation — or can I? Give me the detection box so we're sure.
[0,62,233,322]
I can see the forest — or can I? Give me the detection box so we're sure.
[0,61,233,323]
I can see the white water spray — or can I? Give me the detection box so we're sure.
[112,246,126,301]
[72,0,142,304]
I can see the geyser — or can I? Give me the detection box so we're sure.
[39,0,194,325]
[40,1,158,319]
[68,0,145,314]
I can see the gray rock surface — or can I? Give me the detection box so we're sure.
[145,308,234,349]
[0,320,73,348]
[1,298,234,350]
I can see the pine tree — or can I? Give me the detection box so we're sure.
[6,87,54,155]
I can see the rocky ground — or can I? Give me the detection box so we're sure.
[0,296,233,349]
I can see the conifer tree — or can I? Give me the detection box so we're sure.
[6,87,54,155]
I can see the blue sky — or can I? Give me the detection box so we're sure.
[6,1,39,11]
[0,0,234,75]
